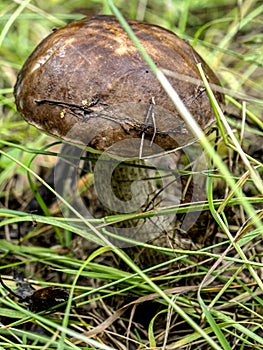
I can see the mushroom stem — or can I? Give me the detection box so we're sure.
[93,151,179,245]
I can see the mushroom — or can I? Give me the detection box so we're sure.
[14,15,224,246]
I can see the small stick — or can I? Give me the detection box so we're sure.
[149,96,156,146]
[139,97,156,159]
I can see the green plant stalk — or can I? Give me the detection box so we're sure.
[217,170,250,213]
[57,247,98,350]
[27,143,65,245]
[211,1,263,67]
[0,194,262,227]
[227,145,263,168]
[2,235,263,271]
[207,259,246,310]
[148,309,168,347]
[226,95,263,130]
[199,64,263,195]
[0,0,32,46]
[112,248,223,350]
[58,247,110,350]
[198,295,231,350]
[178,0,191,35]
[211,309,263,346]
[206,152,263,286]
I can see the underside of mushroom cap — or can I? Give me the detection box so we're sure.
[14,15,224,153]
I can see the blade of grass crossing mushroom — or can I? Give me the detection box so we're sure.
[108,5,263,344]
[106,2,234,349]
[107,1,262,236]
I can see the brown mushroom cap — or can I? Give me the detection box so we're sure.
[14,15,223,153]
